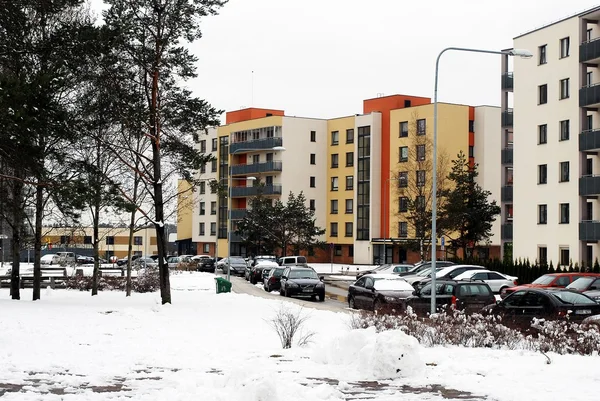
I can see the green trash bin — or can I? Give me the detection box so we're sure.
[215,277,232,294]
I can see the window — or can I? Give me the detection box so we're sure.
[559,161,569,182]
[416,144,425,161]
[587,71,593,87]
[84,236,92,245]
[199,181,206,194]
[211,159,217,172]
[309,199,315,211]
[331,177,339,191]
[346,129,354,144]
[416,195,425,211]
[200,163,206,174]
[330,222,338,237]
[265,176,273,186]
[559,120,569,141]
[310,131,316,142]
[399,222,408,238]
[559,78,570,99]
[331,131,339,145]
[538,164,547,184]
[210,222,216,236]
[539,44,547,64]
[345,222,353,237]
[399,172,408,188]
[560,247,570,266]
[356,126,371,241]
[310,176,316,188]
[399,146,408,162]
[468,120,474,132]
[539,246,548,264]
[506,204,513,220]
[334,245,343,256]
[200,140,206,153]
[346,152,354,167]
[346,175,354,190]
[538,124,547,144]
[310,153,316,165]
[210,183,217,194]
[203,243,210,253]
[538,84,547,104]
[199,223,205,235]
[133,236,142,246]
[588,28,593,42]
[560,37,570,58]
[252,154,260,164]
[331,153,339,168]
[538,204,547,224]
[416,170,426,187]
[560,203,570,224]
[400,121,409,137]
[330,199,338,214]
[199,202,205,215]
[341,199,351,214]
[587,114,593,130]
[416,119,426,135]
[211,201,217,215]
[399,196,408,213]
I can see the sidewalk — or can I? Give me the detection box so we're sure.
[324,282,349,304]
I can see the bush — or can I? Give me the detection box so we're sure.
[349,307,600,356]
[266,304,315,349]
[64,269,159,293]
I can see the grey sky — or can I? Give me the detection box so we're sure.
[94,0,600,122]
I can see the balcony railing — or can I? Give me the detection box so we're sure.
[229,137,283,154]
[230,161,282,176]
[501,223,513,240]
[501,72,513,91]
[501,148,513,164]
[580,84,600,108]
[580,221,600,242]
[501,185,513,202]
[231,184,282,197]
[229,208,248,220]
[579,128,600,151]
[501,109,513,127]
[579,175,600,196]
[580,38,600,63]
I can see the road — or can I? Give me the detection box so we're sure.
[223,274,350,313]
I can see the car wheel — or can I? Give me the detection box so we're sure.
[285,288,290,297]
[279,288,284,296]
[499,286,508,294]
[318,294,325,302]
[348,296,357,309]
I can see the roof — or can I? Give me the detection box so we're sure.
[514,5,600,39]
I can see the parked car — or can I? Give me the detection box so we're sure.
[263,267,286,292]
[249,260,279,284]
[500,273,600,299]
[167,256,182,269]
[132,257,158,269]
[347,273,414,311]
[453,270,518,293]
[221,257,248,276]
[406,264,487,288]
[565,276,600,293]
[76,255,94,264]
[485,288,600,321]
[279,266,325,301]
[397,261,454,277]
[41,254,60,265]
[251,255,278,267]
[356,264,414,279]
[278,255,308,267]
[195,257,216,273]
[56,252,76,265]
[406,279,496,315]
[117,255,141,266]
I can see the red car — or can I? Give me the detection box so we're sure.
[500,272,600,299]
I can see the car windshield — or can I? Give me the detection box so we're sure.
[272,268,285,277]
[551,291,597,305]
[289,269,318,280]
[373,265,390,271]
[416,269,432,277]
[372,278,414,291]
[531,275,556,285]
[566,277,595,290]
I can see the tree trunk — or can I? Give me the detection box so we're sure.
[32,184,43,300]
[9,180,23,300]
[126,211,135,297]
[91,201,100,296]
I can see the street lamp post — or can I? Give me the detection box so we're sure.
[382,176,402,265]
[429,47,532,315]
[226,145,286,282]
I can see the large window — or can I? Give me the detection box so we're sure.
[330,222,338,237]
[416,145,425,161]
[538,204,547,224]
[346,175,354,190]
[399,172,408,188]
[331,153,339,168]
[211,201,217,215]
[400,121,409,137]
[346,152,354,167]
[345,199,353,214]
[346,129,354,144]
[539,44,547,65]
[331,131,339,145]
[538,124,547,144]
[399,146,408,162]
[345,222,353,237]
[560,247,570,266]
[416,170,426,187]
[559,120,569,141]
[538,164,547,184]
[134,236,142,246]
[559,161,569,182]
[199,223,205,236]
[416,119,426,135]
[560,78,570,100]
[330,199,338,214]
[331,177,339,191]
[357,126,371,240]
[199,202,205,215]
[560,203,570,224]
[399,196,408,213]
[538,84,547,104]
[399,222,408,238]
[539,246,548,264]
[560,37,570,58]
[310,153,316,165]
[310,176,316,188]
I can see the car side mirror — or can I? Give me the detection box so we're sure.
[411,290,417,296]
[319,276,324,281]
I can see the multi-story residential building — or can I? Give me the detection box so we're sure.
[177,95,501,264]
[510,5,600,268]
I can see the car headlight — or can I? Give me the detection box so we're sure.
[316,282,325,288]
[287,282,299,288]
[384,296,397,302]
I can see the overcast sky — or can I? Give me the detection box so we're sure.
[95,0,600,122]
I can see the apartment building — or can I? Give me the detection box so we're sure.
[510,6,600,268]
[178,95,501,264]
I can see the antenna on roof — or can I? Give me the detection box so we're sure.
[377,93,384,98]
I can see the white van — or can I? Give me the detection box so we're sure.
[41,254,61,265]
[278,256,308,267]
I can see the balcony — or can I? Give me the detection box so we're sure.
[501,223,513,241]
[229,208,248,220]
[580,84,600,108]
[231,161,282,176]
[501,148,513,164]
[501,72,513,91]
[579,175,600,197]
[580,221,600,242]
[231,184,282,197]
[501,109,513,127]
[229,137,283,154]
[580,129,600,152]
[580,38,600,64]
[501,185,513,202]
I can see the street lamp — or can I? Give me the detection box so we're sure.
[226,145,286,282]
[382,176,403,265]
[429,47,532,315]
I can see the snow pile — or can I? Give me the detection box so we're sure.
[312,326,424,380]
[170,271,214,291]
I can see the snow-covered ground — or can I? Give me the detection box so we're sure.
[0,272,597,400]
[310,263,375,275]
